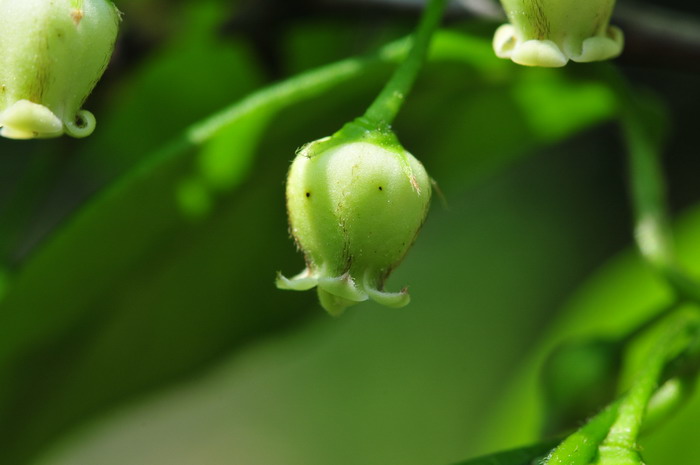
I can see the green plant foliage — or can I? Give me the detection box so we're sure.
[452,441,557,465]
[0,2,697,465]
[25,133,625,465]
[477,207,700,463]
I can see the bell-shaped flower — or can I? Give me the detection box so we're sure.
[277,124,431,316]
[493,0,623,67]
[0,0,120,139]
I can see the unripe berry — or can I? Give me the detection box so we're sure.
[0,0,120,139]
[277,126,431,316]
[493,0,623,67]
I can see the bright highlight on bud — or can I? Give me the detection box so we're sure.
[277,127,431,316]
[0,0,120,139]
[493,0,624,67]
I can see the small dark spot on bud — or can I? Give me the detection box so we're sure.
[305,192,311,198]
[378,186,383,191]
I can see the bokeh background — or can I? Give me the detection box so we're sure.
[1,1,700,464]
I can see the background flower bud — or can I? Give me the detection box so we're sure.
[0,0,120,139]
[277,134,431,316]
[493,0,623,67]
[540,338,623,435]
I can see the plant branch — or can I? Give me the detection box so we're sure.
[598,309,700,462]
[363,0,449,126]
[543,308,700,465]
[186,38,410,144]
[600,65,700,305]
[542,400,620,465]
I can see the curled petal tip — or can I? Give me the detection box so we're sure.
[317,288,358,317]
[64,110,97,138]
[570,27,624,63]
[493,26,568,67]
[512,40,568,68]
[492,24,516,59]
[318,274,368,303]
[366,286,411,308]
[275,270,318,291]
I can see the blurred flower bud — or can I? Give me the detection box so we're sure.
[541,337,622,435]
[493,0,623,67]
[277,124,431,316]
[0,0,120,139]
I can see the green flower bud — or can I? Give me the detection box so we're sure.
[493,0,623,67]
[0,0,120,139]
[277,123,431,316]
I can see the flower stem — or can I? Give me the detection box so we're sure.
[598,64,700,304]
[542,400,621,465]
[599,309,700,461]
[363,0,449,128]
[622,104,700,302]
[543,308,700,465]
[186,38,410,144]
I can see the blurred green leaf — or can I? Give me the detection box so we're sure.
[0,23,622,465]
[400,51,616,189]
[79,0,265,179]
[31,131,630,465]
[476,205,700,463]
[452,441,556,465]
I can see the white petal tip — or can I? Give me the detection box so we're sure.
[511,40,568,68]
[275,270,318,291]
[366,286,411,308]
[0,100,63,139]
[570,27,624,63]
[493,24,517,59]
[318,275,368,302]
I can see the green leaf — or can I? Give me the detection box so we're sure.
[77,1,265,177]
[452,441,556,465]
[31,131,632,465]
[0,26,621,465]
[476,205,700,463]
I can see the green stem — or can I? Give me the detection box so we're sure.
[600,310,699,459]
[620,101,675,271]
[544,309,700,465]
[622,105,700,303]
[363,0,448,127]
[620,299,681,345]
[187,39,411,144]
[543,400,621,465]
[602,64,700,304]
